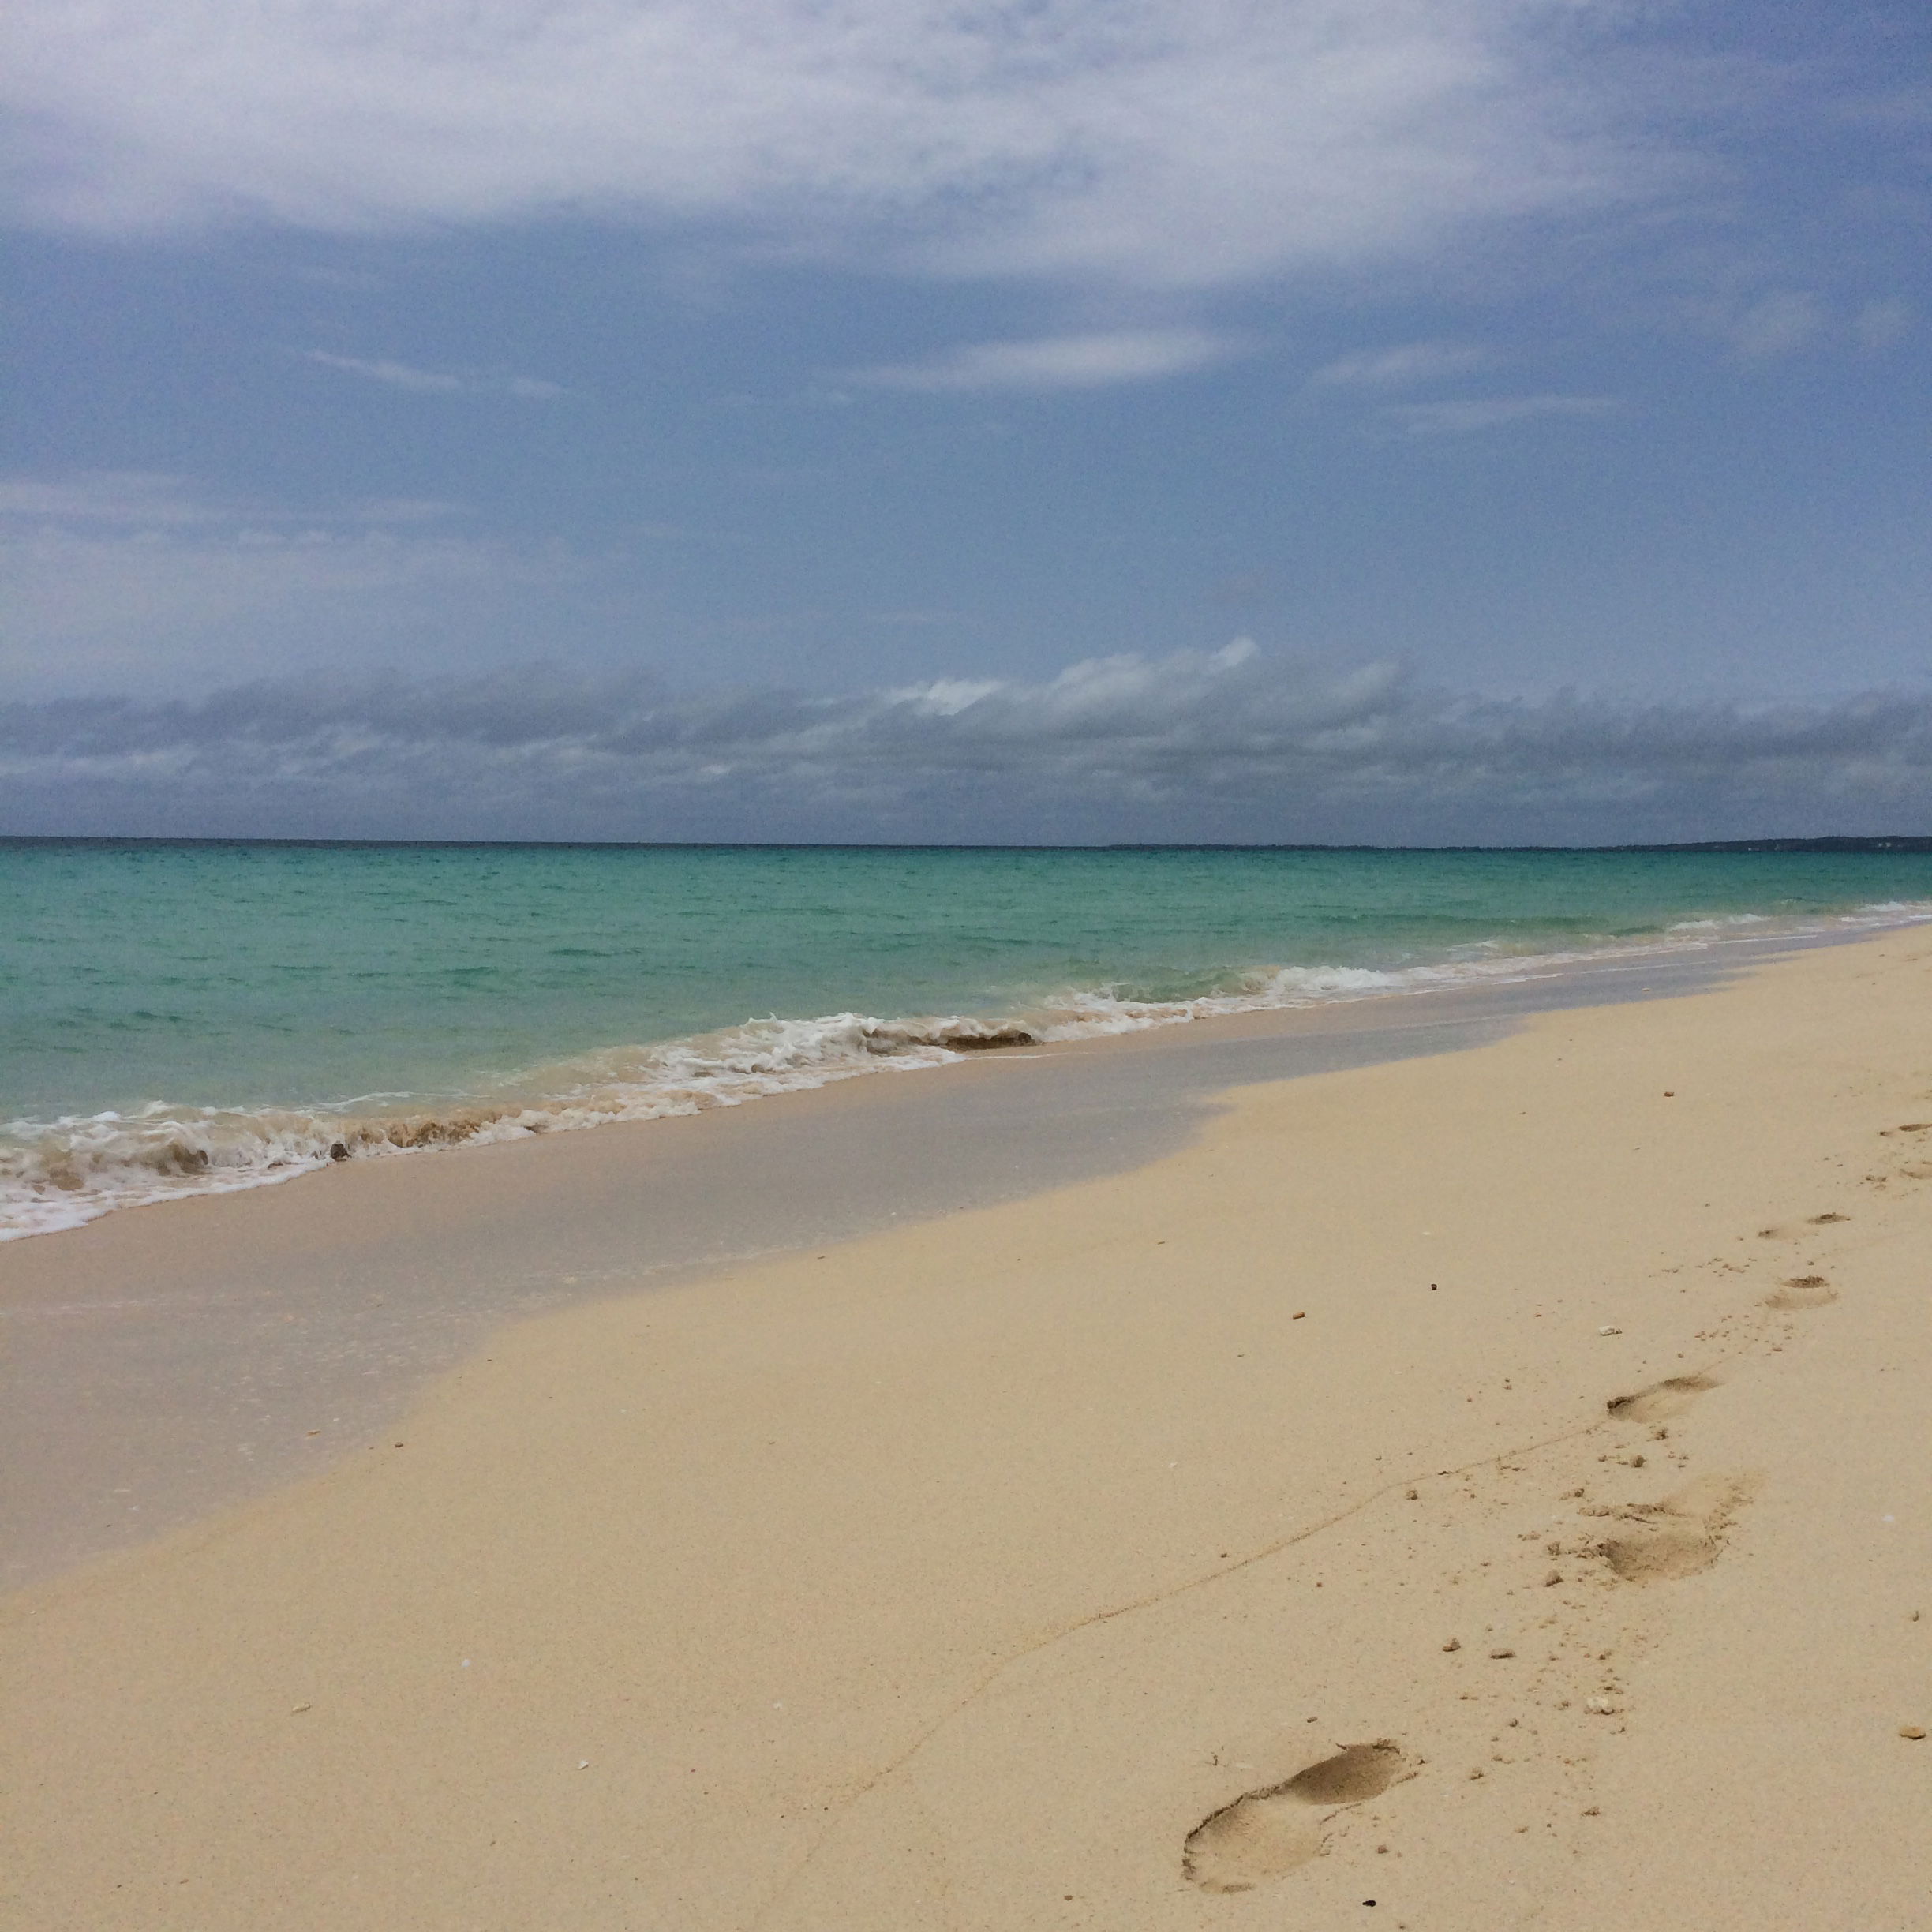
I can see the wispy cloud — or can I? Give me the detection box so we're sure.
[849,330,1238,394]
[4,646,1928,845]
[302,352,564,399]
[1381,393,1618,436]
[1675,286,1911,362]
[0,470,462,527]
[1310,342,1494,389]
[1727,291,1826,360]
[0,470,230,526]
[0,473,554,693]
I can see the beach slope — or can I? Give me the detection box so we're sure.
[4,930,1930,1930]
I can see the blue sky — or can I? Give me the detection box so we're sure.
[2,1,1929,840]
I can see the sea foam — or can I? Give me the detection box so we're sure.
[4,897,1926,1241]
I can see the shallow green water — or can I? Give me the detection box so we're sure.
[4,839,1929,1235]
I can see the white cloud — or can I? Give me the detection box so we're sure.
[6,646,1929,844]
[850,329,1237,392]
[302,352,565,398]
[1382,393,1617,435]
[1310,342,1494,388]
[2,2,1671,293]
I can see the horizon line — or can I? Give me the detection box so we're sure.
[4,834,1930,856]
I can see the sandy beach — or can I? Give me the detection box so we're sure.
[4,927,1930,1929]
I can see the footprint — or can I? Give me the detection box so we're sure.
[1598,1473,1758,1583]
[1183,1742,1407,1892]
[1606,1374,1716,1424]
[1765,1275,1837,1311]
[1758,1212,1849,1239]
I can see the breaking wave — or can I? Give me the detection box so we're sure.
[5,898,1927,1241]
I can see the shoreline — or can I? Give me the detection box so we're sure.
[2,926,1929,1926]
[0,919,1855,1589]
[6,897,1925,1245]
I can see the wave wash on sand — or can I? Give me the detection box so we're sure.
[7,923,1932,1930]
[5,900,1927,1241]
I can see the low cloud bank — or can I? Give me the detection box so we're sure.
[4,644,1930,846]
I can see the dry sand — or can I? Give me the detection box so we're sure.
[4,929,1930,1930]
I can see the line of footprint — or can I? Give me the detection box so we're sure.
[1180,1229,1852,1893]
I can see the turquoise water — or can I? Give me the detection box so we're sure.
[4,839,1930,1237]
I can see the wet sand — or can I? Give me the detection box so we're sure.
[4,934,1784,1587]
[3,926,1930,1929]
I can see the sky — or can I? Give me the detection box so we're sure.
[2,0,1929,842]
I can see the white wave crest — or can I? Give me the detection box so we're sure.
[6,897,1930,1241]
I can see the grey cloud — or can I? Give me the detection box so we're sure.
[4,646,1930,846]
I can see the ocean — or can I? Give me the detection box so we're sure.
[4,838,1930,1240]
